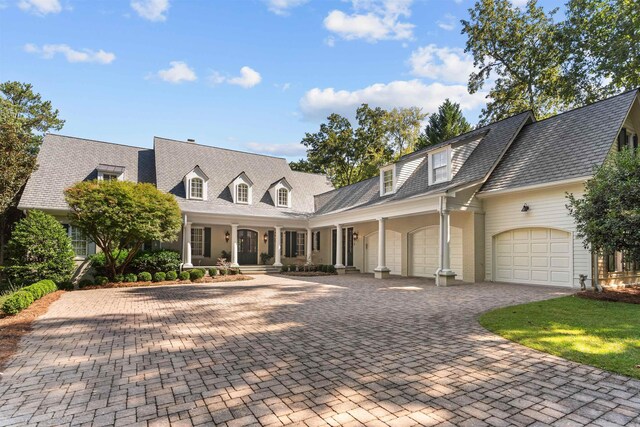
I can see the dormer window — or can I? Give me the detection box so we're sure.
[97,164,125,181]
[428,147,451,185]
[229,172,253,204]
[190,177,203,199]
[277,188,289,207]
[102,173,119,181]
[183,165,209,201]
[270,177,292,208]
[237,183,249,204]
[379,165,396,196]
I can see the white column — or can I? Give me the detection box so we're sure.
[437,196,456,286]
[374,217,390,279]
[306,228,313,265]
[335,224,345,270]
[231,223,239,267]
[274,226,283,267]
[184,220,193,268]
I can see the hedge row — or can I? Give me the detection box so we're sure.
[2,279,58,315]
[281,264,337,273]
[78,268,210,288]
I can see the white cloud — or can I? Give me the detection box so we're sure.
[408,44,475,84]
[152,61,197,83]
[274,82,291,91]
[245,142,306,157]
[299,80,486,121]
[131,0,169,22]
[209,66,262,89]
[437,13,456,31]
[510,0,528,6]
[24,43,116,64]
[265,0,307,15]
[18,0,61,15]
[323,0,415,42]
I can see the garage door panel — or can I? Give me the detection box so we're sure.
[513,243,529,253]
[531,270,550,281]
[531,229,549,239]
[513,230,530,240]
[550,257,570,268]
[513,270,531,280]
[551,229,570,239]
[366,231,401,275]
[530,256,548,267]
[513,256,530,267]
[530,243,548,253]
[550,242,570,253]
[496,269,513,280]
[410,226,463,280]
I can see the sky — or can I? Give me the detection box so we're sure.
[0,0,564,160]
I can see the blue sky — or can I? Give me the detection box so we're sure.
[1,0,563,160]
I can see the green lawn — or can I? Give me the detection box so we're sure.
[479,295,640,379]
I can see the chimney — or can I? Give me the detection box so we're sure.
[187,138,196,143]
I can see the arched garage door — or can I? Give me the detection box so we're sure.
[365,230,402,275]
[409,226,463,280]
[494,228,572,286]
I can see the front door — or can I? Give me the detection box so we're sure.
[238,229,258,265]
[332,227,354,266]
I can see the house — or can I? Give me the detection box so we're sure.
[18,89,640,288]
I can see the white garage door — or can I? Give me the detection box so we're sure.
[365,230,402,275]
[494,228,572,286]
[409,226,463,280]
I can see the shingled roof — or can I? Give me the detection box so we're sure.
[481,89,639,193]
[18,134,155,211]
[154,137,333,218]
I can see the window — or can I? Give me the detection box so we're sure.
[101,173,119,181]
[283,231,303,257]
[297,233,306,257]
[191,227,204,257]
[190,178,203,199]
[69,226,88,257]
[383,169,393,194]
[237,183,249,204]
[432,151,448,183]
[277,188,289,207]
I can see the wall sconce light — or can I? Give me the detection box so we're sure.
[521,203,530,212]
[263,232,268,243]
[225,231,230,242]
[353,231,359,241]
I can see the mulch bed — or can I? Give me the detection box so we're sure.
[0,290,64,373]
[577,286,640,304]
[78,274,253,290]
[278,272,337,277]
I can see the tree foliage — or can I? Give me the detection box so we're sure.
[5,210,75,286]
[417,99,472,149]
[64,180,182,278]
[566,149,640,263]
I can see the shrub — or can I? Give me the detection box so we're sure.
[94,276,109,286]
[124,273,137,283]
[166,271,178,281]
[219,268,227,276]
[209,267,218,277]
[288,265,296,272]
[130,250,181,274]
[5,211,75,286]
[179,271,190,281]
[57,281,74,291]
[78,279,93,288]
[326,265,336,274]
[280,265,288,273]
[260,252,272,265]
[2,290,35,315]
[138,272,152,282]
[229,268,239,276]
[114,274,124,283]
[153,272,166,282]
[89,249,129,277]
[21,280,56,300]
[189,269,205,281]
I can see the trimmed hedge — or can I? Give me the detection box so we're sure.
[166,271,178,281]
[94,276,109,286]
[2,279,58,315]
[138,272,152,282]
[179,271,190,280]
[124,273,137,283]
[130,250,181,274]
[78,279,93,288]
[153,272,166,282]
[189,269,205,280]
[209,267,218,277]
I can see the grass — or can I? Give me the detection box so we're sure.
[479,295,640,379]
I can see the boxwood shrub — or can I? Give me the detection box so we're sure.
[2,290,35,315]
[209,267,218,277]
[189,269,205,281]
[129,250,181,274]
[138,272,152,282]
[123,273,137,283]
[94,276,109,286]
[153,272,166,282]
[179,271,190,280]
[78,279,94,288]
[166,271,178,281]
[219,268,227,276]
[114,274,124,283]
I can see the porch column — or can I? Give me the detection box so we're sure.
[231,223,239,267]
[374,217,390,279]
[183,218,193,268]
[437,196,456,286]
[306,228,313,265]
[274,226,283,267]
[335,224,345,273]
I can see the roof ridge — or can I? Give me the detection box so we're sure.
[314,175,379,198]
[154,136,290,161]
[46,133,150,150]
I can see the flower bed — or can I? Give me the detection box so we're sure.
[78,274,252,290]
[577,286,640,304]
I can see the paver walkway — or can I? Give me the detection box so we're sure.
[1,274,639,426]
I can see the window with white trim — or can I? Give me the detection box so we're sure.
[191,227,204,257]
[100,173,120,181]
[277,188,289,207]
[383,169,393,194]
[190,178,203,199]
[296,233,305,256]
[69,225,88,257]
[432,150,448,183]
[237,183,249,204]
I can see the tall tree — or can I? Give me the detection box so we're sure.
[462,0,567,124]
[384,107,428,156]
[289,159,322,174]
[0,81,64,264]
[416,99,472,149]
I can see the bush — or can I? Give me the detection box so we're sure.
[2,290,35,315]
[78,279,94,288]
[22,280,57,300]
[326,265,336,274]
[94,276,109,286]
[5,211,75,286]
[166,271,178,281]
[280,265,288,273]
[289,265,296,272]
[189,269,205,281]
[219,268,227,276]
[153,272,166,282]
[229,268,239,276]
[130,250,181,274]
[89,249,129,277]
[209,267,218,277]
[124,273,137,283]
[138,272,152,282]
[179,271,190,280]
[57,281,74,291]
[114,274,124,283]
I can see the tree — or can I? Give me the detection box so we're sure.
[566,148,640,285]
[64,180,182,278]
[416,99,472,149]
[289,159,322,174]
[0,81,64,263]
[5,210,75,286]
[384,107,427,156]
[462,0,567,124]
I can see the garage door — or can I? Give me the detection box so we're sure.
[365,230,401,275]
[409,226,463,280]
[494,228,572,286]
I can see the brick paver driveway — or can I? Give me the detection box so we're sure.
[1,275,639,427]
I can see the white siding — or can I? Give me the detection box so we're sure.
[452,138,481,177]
[483,183,590,288]
[396,156,425,188]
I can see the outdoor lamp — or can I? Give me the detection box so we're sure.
[263,232,268,243]
[353,231,359,241]
[225,231,230,242]
[521,203,530,212]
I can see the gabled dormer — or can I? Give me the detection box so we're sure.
[229,172,253,205]
[96,164,125,181]
[379,164,396,196]
[428,146,451,186]
[183,165,208,200]
[269,177,292,208]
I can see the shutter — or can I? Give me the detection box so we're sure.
[285,232,291,257]
[634,135,638,152]
[62,224,70,234]
[204,227,211,258]
[292,232,298,257]
[315,231,320,251]
[618,128,627,151]
[268,230,275,257]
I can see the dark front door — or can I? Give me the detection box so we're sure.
[238,229,258,265]
[332,227,354,266]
